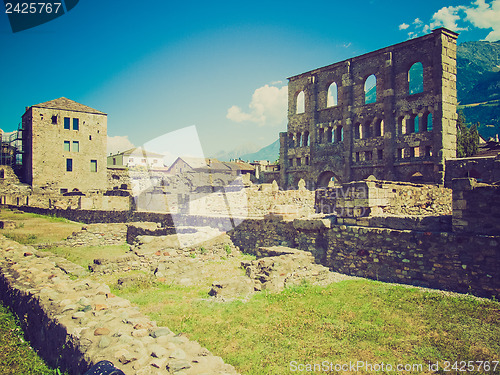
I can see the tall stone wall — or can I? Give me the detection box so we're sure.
[280,28,458,189]
[452,178,500,235]
[229,219,500,298]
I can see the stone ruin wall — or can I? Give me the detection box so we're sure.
[0,234,239,375]
[228,218,500,299]
[280,28,458,189]
[445,154,500,187]
[452,178,500,236]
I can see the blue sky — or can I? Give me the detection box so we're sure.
[1,0,499,159]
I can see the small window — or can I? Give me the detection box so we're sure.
[296,158,301,167]
[377,149,383,160]
[414,116,419,133]
[73,118,79,130]
[303,131,309,147]
[365,151,373,161]
[141,158,146,163]
[408,62,424,95]
[64,141,70,152]
[355,152,360,162]
[72,141,79,152]
[60,188,68,194]
[66,158,73,172]
[427,113,433,131]
[64,117,70,130]
[305,156,309,165]
[129,158,134,163]
[327,82,338,107]
[289,158,293,167]
[51,115,58,124]
[354,123,361,140]
[362,122,371,139]
[90,160,97,172]
[153,159,158,163]
[296,91,305,114]
[89,135,92,140]
[364,74,377,104]
[398,148,404,159]
[425,146,432,157]
[0,170,4,179]
[113,158,117,165]
[335,126,344,142]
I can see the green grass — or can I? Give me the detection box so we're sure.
[114,279,500,375]
[45,244,131,268]
[0,209,82,244]
[0,303,66,375]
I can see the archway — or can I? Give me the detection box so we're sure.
[317,171,341,188]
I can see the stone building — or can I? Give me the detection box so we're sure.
[107,147,166,169]
[279,28,458,189]
[21,97,107,193]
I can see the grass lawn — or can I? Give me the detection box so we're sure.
[0,303,66,375]
[1,209,499,374]
[0,209,82,245]
[114,277,500,375]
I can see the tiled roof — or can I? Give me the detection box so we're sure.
[121,147,165,158]
[32,97,106,115]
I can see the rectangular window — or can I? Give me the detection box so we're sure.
[64,117,70,129]
[377,149,383,160]
[63,141,70,152]
[355,152,360,162]
[90,160,97,172]
[73,118,79,130]
[66,158,73,172]
[365,151,373,161]
[296,158,301,166]
[72,141,79,152]
[51,115,58,124]
[425,146,432,157]
[60,188,68,194]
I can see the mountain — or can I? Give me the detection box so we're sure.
[457,40,500,139]
[239,139,280,162]
[211,142,260,162]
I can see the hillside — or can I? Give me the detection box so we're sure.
[457,40,500,139]
[239,139,280,162]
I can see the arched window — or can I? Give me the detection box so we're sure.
[374,119,384,137]
[397,116,405,135]
[414,115,420,133]
[296,91,305,114]
[303,131,309,147]
[288,133,294,148]
[354,123,361,139]
[408,62,423,95]
[335,126,343,142]
[318,128,324,143]
[364,74,377,104]
[326,128,333,143]
[426,113,433,131]
[296,133,302,147]
[362,121,372,139]
[327,82,338,107]
[406,116,414,134]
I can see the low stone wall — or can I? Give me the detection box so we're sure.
[229,218,500,298]
[315,179,452,218]
[0,235,239,375]
[452,178,500,235]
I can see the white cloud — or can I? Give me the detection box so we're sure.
[430,5,468,32]
[465,0,500,41]
[107,135,134,155]
[400,0,500,41]
[226,84,287,127]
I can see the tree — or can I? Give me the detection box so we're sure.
[456,111,479,158]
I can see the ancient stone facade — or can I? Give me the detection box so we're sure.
[21,97,107,193]
[280,28,458,189]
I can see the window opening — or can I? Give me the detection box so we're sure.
[408,62,424,95]
[296,91,305,114]
[364,74,377,104]
[327,82,338,107]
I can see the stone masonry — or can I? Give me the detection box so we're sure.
[0,234,239,375]
[280,28,458,189]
